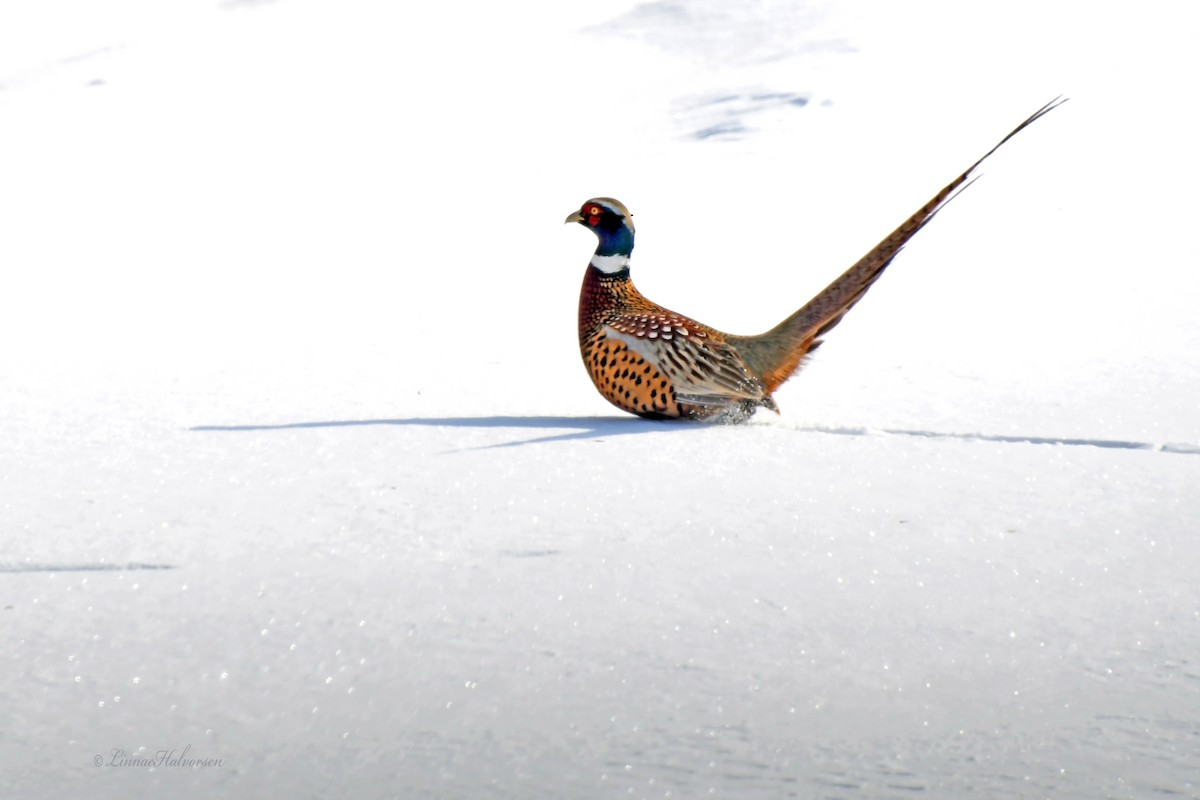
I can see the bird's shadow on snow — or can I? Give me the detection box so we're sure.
[190,415,689,449]
[190,416,1200,454]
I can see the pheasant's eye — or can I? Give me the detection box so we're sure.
[588,206,601,216]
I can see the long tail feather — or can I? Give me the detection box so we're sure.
[730,97,1067,393]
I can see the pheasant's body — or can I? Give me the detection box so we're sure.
[578,265,774,419]
[566,99,1064,421]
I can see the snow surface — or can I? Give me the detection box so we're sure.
[2,1,1199,798]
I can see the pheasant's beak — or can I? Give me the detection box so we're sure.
[564,211,584,225]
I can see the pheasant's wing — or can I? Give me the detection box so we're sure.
[603,312,768,408]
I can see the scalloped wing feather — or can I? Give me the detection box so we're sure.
[603,314,769,408]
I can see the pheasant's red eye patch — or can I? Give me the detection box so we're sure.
[586,205,602,226]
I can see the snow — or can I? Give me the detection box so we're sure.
[2,1,1199,798]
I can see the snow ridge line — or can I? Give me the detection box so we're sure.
[783,425,1200,455]
[0,562,175,573]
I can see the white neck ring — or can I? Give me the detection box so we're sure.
[590,253,629,274]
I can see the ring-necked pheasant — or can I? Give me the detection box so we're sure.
[566,98,1064,421]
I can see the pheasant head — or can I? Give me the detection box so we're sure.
[565,197,635,273]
